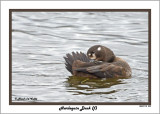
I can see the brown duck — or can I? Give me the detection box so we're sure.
[64,45,132,78]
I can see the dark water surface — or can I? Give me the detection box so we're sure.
[12,12,148,102]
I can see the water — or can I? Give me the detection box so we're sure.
[12,12,148,102]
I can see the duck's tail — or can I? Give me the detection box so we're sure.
[63,52,90,74]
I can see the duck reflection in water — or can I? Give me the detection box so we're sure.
[65,76,126,95]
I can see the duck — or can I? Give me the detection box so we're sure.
[64,45,132,78]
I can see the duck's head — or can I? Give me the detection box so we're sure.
[87,45,115,62]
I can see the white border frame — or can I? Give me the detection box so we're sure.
[1,1,159,113]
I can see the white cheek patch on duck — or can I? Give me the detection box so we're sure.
[97,47,101,51]
[90,53,96,60]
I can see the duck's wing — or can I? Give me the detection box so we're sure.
[74,63,110,78]
[75,63,125,78]
[75,67,112,78]
[63,52,90,74]
[75,65,104,73]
